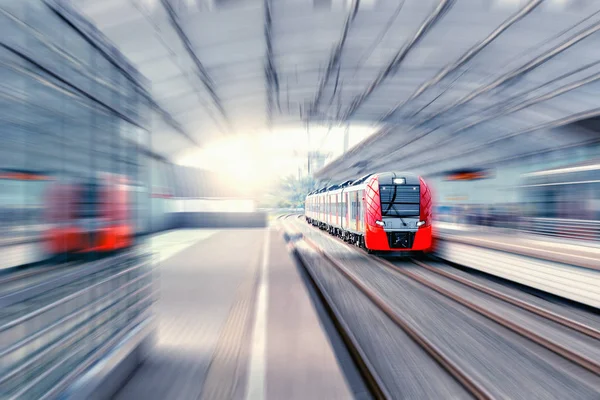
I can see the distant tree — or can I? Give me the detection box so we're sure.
[262,174,318,209]
[276,199,293,208]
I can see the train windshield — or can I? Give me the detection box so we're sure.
[379,184,420,217]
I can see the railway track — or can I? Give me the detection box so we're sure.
[296,234,493,400]
[281,216,600,398]
[409,259,600,341]
[281,226,391,400]
[308,220,600,374]
[381,257,600,376]
[281,218,490,399]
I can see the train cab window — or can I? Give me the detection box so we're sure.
[379,184,420,217]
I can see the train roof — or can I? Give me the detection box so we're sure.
[306,171,421,196]
[350,173,372,186]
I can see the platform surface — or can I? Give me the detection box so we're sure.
[433,226,600,308]
[113,228,360,399]
[436,224,600,270]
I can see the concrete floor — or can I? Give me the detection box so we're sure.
[113,228,363,400]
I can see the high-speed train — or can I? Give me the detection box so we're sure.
[305,172,434,253]
[44,174,133,256]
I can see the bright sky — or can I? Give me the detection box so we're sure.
[175,123,378,192]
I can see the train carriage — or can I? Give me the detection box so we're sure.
[305,172,434,253]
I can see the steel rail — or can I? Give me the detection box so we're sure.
[411,259,600,341]
[374,257,600,376]
[300,220,600,375]
[298,233,493,400]
[280,222,390,400]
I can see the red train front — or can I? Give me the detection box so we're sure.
[305,172,434,254]
[44,174,133,256]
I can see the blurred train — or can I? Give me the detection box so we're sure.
[0,169,134,259]
[44,174,133,256]
[305,172,434,253]
[519,160,600,240]
[521,160,600,220]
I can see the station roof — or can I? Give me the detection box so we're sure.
[71,0,600,175]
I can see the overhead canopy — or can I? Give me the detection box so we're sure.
[70,0,600,174]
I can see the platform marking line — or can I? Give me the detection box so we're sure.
[245,228,270,400]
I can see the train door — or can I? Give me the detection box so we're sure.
[345,191,350,231]
[330,194,334,227]
[332,193,336,227]
[325,194,331,226]
[353,191,359,232]
[316,196,320,222]
[340,191,346,230]
[317,196,320,222]
[334,193,339,227]
[359,190,365,232]
[320,195,324,224]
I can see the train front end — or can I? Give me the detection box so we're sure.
[44,174,132,256]
[364,173,434,252]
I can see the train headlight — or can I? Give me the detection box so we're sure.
[393,178,405,185]
[375,220,385,227]
[416,221,425,227]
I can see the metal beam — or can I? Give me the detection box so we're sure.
[343,124,349,153]
[371,68,600,173]
[314,124,395,179]
[401,107,600,173]
[338,0,455,122]
[349,16,600,175]
[310,0,359,116]
[370,59,600,170]
[43,0,198,146]
[160,0,231,128]
[264,0,280,125]
[131,0,226,137]
[414,18,600,126]
[381,0,543,122]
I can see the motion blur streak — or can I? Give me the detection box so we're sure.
[2,0,600,399]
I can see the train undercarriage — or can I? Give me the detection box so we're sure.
[305,216,367,250]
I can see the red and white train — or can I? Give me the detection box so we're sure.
[44,174,133,256]
[305,172,434,253]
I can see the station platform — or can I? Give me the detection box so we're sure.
[114,228,366,399]
[435,223,600,270]
[433,223,600,308]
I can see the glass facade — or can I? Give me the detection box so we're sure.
[0,3,155,398]
[0,0,150,265]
